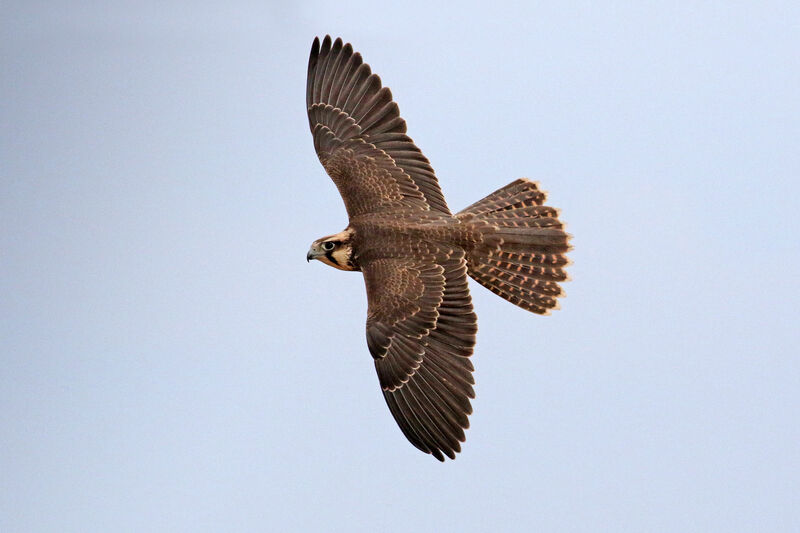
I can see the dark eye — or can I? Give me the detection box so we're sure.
[321,241,335,251]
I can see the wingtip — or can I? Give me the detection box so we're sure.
[311,35,340,56]
[320,35,332,55]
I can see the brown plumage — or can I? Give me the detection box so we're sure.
[305,36,571,461]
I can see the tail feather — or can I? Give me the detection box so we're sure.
[490,227,569,247]
[476,278,559,315]
[480,209,561,227]
[474,254,568,284]
[474,258,564,297]
[459,179,547,215]
[457,179,571,315]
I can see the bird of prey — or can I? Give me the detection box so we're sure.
[305,36,571,461]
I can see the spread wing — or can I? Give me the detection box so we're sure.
[307,35,451,218]
[362,247,477,461]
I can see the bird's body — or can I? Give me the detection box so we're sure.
[306,36,571,461]
[322,214,471,270]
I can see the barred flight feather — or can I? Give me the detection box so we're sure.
[458,178,571,315]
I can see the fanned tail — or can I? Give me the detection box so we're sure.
[457,179,571,315]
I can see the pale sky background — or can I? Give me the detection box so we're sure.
[2,2,799,532]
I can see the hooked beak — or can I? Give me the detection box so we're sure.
[306,247,321,262]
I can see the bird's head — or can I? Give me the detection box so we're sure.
[307,228,357,271]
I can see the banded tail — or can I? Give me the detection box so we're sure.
[457,178,571,315]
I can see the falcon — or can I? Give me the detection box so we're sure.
[305,36,571,461]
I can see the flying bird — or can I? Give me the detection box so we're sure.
[306,36,571,461]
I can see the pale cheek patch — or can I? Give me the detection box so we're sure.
[318,247,355,271]
[332,248,350,265]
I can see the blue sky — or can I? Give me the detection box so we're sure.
[2,2,799,531]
